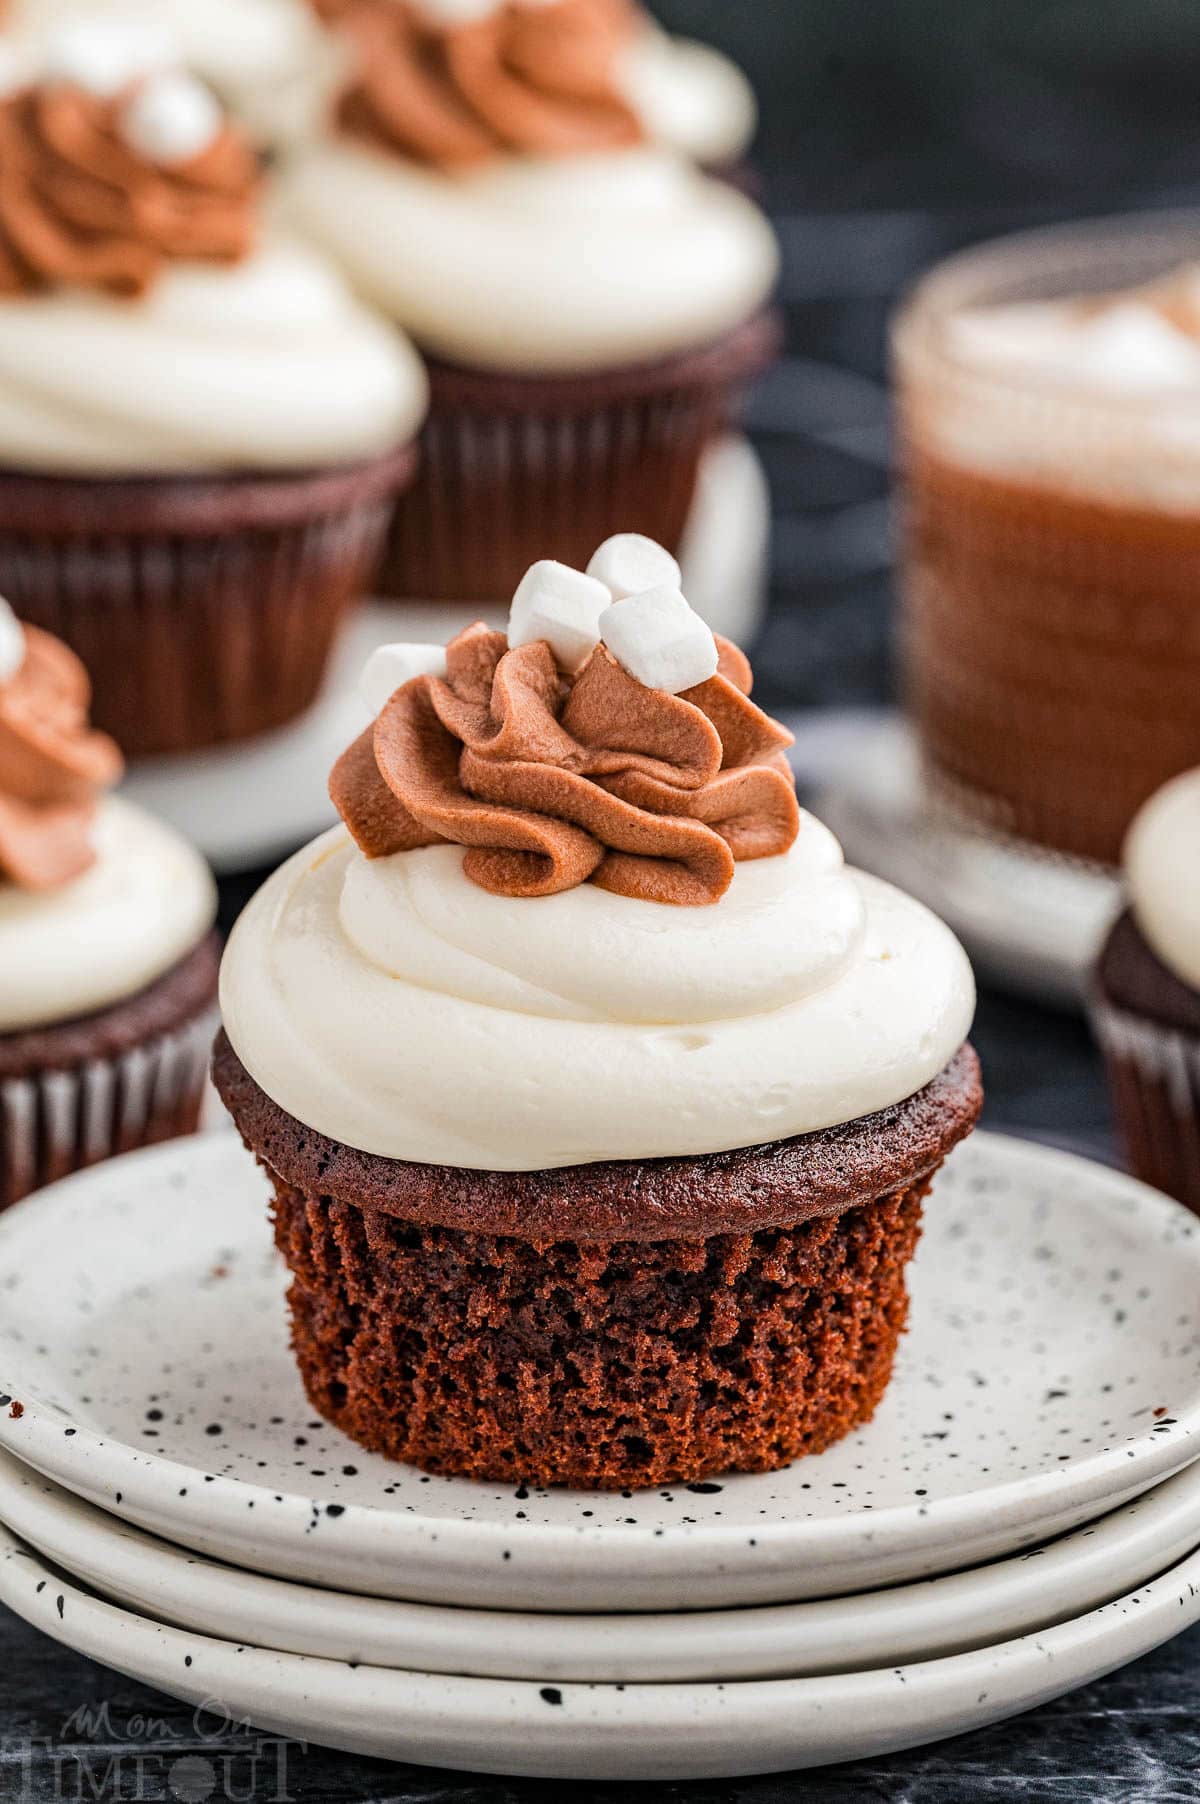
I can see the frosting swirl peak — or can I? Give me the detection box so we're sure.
[316,0,643,169]
[331,621,799,905]
[0,615,123,890]
[0,75,260,299]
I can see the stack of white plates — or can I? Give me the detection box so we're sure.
[2,1130,1200,1780]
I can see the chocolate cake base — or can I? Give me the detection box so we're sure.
[0,447,417,758]
[380,310,782,605]
[1,933,220,1212]
[213,1034,981,1488]
[1091,910,1200,1216]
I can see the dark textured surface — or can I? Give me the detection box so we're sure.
[213,1031,981,1237]
[5,0,1197,1791]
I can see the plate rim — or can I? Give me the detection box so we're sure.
[1,1129,1198,1566]
[3,1519,1200,1779]
[2,1445,1199,1681]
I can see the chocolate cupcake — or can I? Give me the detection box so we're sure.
[215,538,981,1488]
[0,600,220,1211]
[1091,770,1200,1214]
[0,31,428,756]
[280,0,780,603]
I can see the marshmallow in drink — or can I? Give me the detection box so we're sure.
[599,583,718,692]
[360,642,448,716]
[507,560,611,673]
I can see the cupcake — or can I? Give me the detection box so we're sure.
[0,599,220,1211]
[1091,769,1200,1215]
[894,216,1200,866]
[280,0,780,604]
[0,30,428,757]
[214,536,981,1489]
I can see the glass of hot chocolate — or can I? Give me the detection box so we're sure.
[893,213,1200,866]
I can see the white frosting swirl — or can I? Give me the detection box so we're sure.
[1125,769,1200,992]
[0,599,23,684]
[280,145,778,372]
[0,796,217,1033]
[220,814,976,1170]
[0,238,428,475]
[619,29,756,166]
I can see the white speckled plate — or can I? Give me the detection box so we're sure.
[122,434,769,875]
[1,1131,1199,1611]
[4,1525,1200,1780]
[2,1449,1200,1683]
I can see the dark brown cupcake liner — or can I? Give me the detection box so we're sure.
[213,1033,981,1489]
[1091,998,1200,1217]
[0,445,418,759]
[1,1002,217,1213]
[381,309,782,604]
[898,447,1200,866]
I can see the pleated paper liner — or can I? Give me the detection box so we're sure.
[381,309,782,605]
[0,445,418,760]
[0,935,220,1213]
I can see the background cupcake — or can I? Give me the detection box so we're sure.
[0,30,428,757]
[1091,769,1200,1215]
[214,539,980,1488]
[0,599,219,1210]
[282,0,780,603]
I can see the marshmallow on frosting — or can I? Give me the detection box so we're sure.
[506,538,718,693]
[120,68,224,164]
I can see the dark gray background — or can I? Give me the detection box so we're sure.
[5,5,1200,1797]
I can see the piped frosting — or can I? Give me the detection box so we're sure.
[331,612,798,906]
[0,612,122,890]
[0,67,259,299]
[314,0,642,168]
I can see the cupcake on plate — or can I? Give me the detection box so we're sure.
[214,535,981,1489]
[280,1,780,604]
[0,599,220,1211]
[1091,770,1200,1215]
[0,29,428,757]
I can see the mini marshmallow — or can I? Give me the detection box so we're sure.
[360,642,447,716]
[507,560,611,673]
[0,597,24,685]
[42,20,174,97]
[413,0,500,22]
[599,584,718,693]
[586,533,682,602]
[120,70,223,166]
